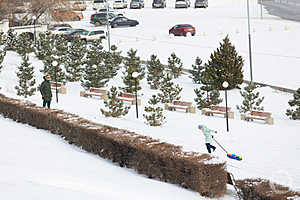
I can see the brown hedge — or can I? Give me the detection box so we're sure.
[236,178,300,200]
[0,93,227,198]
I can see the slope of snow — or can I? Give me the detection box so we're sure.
[1,0,300,198]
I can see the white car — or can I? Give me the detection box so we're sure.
[49,26,72,36]
[97,8,125,16]
[93,0,106,10]
[80,30,106,42]
[113,0,127,9]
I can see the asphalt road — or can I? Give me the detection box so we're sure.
[261,0,300,21]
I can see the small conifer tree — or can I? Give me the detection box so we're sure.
[102,45,122,79]
[143,94,166,126]
[190,57,205,84]
[194,88,222,109]
[15,33,34,56]
[35,32,53,60]
[158,73,182,103]
[167,52,182,79]
[0,48,5,73]
[146,54,165,89]
[286,88,300,120]
[204,35,244,90]
[65,36,87,82]
[237,84,264,113]
[100,86,130,117]
[81,64,110,89]
[15,55,36,98]
[5,29,18,51]
[122,49,145,93]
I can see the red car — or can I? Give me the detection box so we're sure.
[169,24,196,37]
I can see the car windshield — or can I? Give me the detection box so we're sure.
[154,0,162,3]
[183,25,192,28]
[94,0,104,3]
[196,0,205,2]
[132,0,139,2]
[176,0,185,2]
[115,0,122,2]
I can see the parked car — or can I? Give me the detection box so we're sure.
[130,0,144,9]
[97,8,125,16]
[152,0,166,8]
[175,0,190,8]
[49,26,72,36]
[52,10,83,21]
[93,0,106,10]
[110,16,139,28]
[63,29,88,41]
[81,30,106,42]
[49,23,72,29]
[169,24,195,36]
[90,12,117,26]
[194,0,208,8]
[113,0,128,9]
[72,1,87,11]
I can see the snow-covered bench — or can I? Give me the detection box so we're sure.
[165,100,196,113]
[80,87,108,100]
[50,81,66,94]
[241,111,274,125]
[201,105,234,119]
[117,93,141,106]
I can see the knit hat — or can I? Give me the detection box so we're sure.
[198,125,203,129]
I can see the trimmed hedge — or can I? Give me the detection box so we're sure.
[236,178,300,200]
[0,93,227,198]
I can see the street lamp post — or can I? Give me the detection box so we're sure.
[222,81,229,132]
[247,0,253,84]
[32,16,36,46]
[52,60,58,103]
[106,1,111,52]
[132,72,139,119]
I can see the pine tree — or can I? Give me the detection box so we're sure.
[0,48,5,73]
[146,54,165,89]
[190,57,205,84]
[194,88,222,109]
[35,32,53,60]
[102,45,122,79]
[158,73,182,103]
[167,52,183,79]
[204,35,244,90]
[0,32,6,46]
[39,35,66,83]
[15,33,34,56]
[286,88,300,120]
[122,49,145,93]
[100,86,130,117]
[81,41,110,89]
[143,94,166,126]
[236,84,264,113]
[65,36,87,82]
[5,29,18,51]
[15,54,36,98]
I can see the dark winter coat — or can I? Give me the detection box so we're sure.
[40,78,52,101]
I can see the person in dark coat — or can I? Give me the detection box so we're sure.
[40,74,52,108]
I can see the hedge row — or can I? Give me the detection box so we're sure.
[0,93,227,198]
[236,178,300,200]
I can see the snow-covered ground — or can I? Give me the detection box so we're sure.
[1,0,300,199]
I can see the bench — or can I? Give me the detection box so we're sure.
[80,87,108,100]
[50,81,66,94]
[241,111,274,125]
[201,105,234,119]
[117,93,141,106]
[165,100,196,113]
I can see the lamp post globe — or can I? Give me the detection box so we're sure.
[222,81,229,88]
[52,61,58,67]
[132,72,139,78]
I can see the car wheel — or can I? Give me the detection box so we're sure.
[74,16,80,21]
[186,32,192,37]
[113,23,118,28]
[95,22,101,26]
[169,33,175,38]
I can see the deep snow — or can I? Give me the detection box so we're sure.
[1,0,300,199]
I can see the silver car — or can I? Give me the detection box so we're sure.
[130,0,144,9]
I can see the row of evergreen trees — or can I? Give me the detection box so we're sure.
[0,31,299,125]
